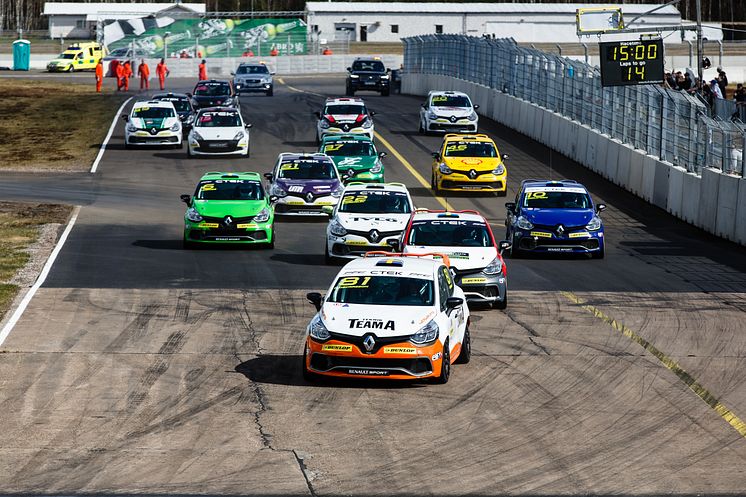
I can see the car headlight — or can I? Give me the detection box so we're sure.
[380,74,390,79]
[269,184,287,197]
[492,164,505,175]
[331,184,345,198]
[329,218,347,236]
[186,207,203,223]
[223,97,234,106]
[468,111,478,121]
[362,118,373,129]
[410,319,439,345]
[308,314,331,341]
[170,122,181,132]
[370,161,382,174]
[349,74,360,78]
[126,123,137,132]
[233,131,245,141]
[483,257,503,275]
[515,215,534,230]
[192,131,204,141]
[427,111,438,119]
[439,163,452,174]
[320,120,331,129]
[586,215,602,231]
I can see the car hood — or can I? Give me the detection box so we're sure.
[444,156,501,170]
[275,178,340,195]
[320,303,434,337]
[403,246,498,271]
[431,107,472,118]
[131,116,179,129]
[192,126,243,139]
[522,208,595,227]
[192,199,266,218]
[336,212,410,231]
[48,58,73,65]
[327,114,367,124]
[331,156,378,170]
[193,95,232,106]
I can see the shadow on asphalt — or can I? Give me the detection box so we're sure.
[281,140,318,148]
[270,253,327,266]
[132,240,274,251]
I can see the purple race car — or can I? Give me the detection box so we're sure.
[265,153,346,216]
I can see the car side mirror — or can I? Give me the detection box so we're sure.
[264,172,273,181]
[230,71,235,76]
[369,110,376,116]
[596,203,606,213]
[473,104,480,110]
[270,71,276,75]
[314,111,321,119]
[421,103,426,108]
[431,152,440,160]
[445,296,463,311]
[498,240,512,254]
[346,67,351,72]
[180,194,192,206]
[502,153,509,160]
[245,123,253,129]
[378,151,387,158]
[306,292,323,311]
[269,195,279,203]
[321,205,333,217]
[186,92,192,98]
[505,202,516,213]
[121,114,128,121]
[386,239,400,251]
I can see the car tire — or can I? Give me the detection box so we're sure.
[592,242,605,259]
[246,148,251,158]
[431,173,440,194]
[68,65,74,73]
[267,87,273,96]
[302,349,319,383]
[183,237,196,250]
[381,88,390,96]
[455,326,471,364]
[346,85,354,97]
[324,243,334,264]
[509,234,521,259]
[419,120,424,134]
[434,339,450,384]
[494,292,508,310]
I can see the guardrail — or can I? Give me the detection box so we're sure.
[402,34,745,178]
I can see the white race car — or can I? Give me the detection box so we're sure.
[122,100,182,148]
[187,107,251,157]
[419,90,479,134]
[324,182,414,262]
[303,253,471,383]
[316,97,375,143]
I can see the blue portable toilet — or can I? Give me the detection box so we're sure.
[13,40,30,71]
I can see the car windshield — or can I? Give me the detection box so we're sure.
[431,95,471,107]
[444,142,497,157]
[154,97,190,112]
[339,191,411,214]
[324,105,366,115]
[522,189,592,209]
[352,60,385,72]
[132,106,175,119]
[278,159,337,180]
[59,53,76,59]
[328,275,434,306]
[323,141,375,156]
[408,220,493,247]
[236,65,269,74]
[194,83,231,96]
[108,48,128,57]
[195,111,241,127]
[195,179,264,201]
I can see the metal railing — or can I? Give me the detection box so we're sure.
[403,35,745,177]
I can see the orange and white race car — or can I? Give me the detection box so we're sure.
[303,252,471,383]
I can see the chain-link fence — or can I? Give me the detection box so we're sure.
[403,34,744,177]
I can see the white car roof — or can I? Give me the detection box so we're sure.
[132,100,176,110]
[339,254,442,279]
[428,90,470,99]
[410,209,486,223]
[326,97,365,105]
[343,182,409,195]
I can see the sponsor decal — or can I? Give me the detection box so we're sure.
[237,223,258,229]
[214,237,241,241]
[347,368,389,376]
[383,347,417,354]
[199,222,220,228]
[346,240,368,245]
[569,231,590,238]
[432,352,442,361]
[530,231,552,238]
[338,157,363,166]
[525,186,586,194]
[461,277,487,284]
[419,311,436,324]
[348,318,395,331]
[288,185,304,193]
[286,201,305,205]
[322,344,353,352]
[547,247,573,252]
[447,252,470,260]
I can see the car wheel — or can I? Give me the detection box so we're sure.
[266,87,273,96]
[592,242,605,259]
[431,173,440,194]
[381,89,390,96]
[509,234,521,259]
[324,243,334,264]
[455,326,471,364]
[302,349,318,383]
[419,120,424,134]
[68,65,74,73]
[346,85,354,97]
[434,339,450,384]
[493,292,508,310]
[183,236,196,250]
[246,148,251,158]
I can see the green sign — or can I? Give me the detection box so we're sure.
[108,18,307,57]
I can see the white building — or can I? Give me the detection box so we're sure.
[43,2,206,39]
[306,2,717,44]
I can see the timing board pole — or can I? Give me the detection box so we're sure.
[696,0,703,90]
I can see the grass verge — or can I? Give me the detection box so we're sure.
[0,79,126,171]
[0,202,72,322]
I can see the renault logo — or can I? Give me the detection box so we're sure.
[468,169,478,179]
[556,224,565,236]
[369,229,380,242]
[342,124,350,131]
[223,216,234,227]
[449,115,457,123]
[150,127,158,135]
[305,192,314,203]
[363,335,376,352]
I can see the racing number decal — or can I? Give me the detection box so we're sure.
[432,95,448,102]
[338,276,371,288]
[281,164,299,171]
[445,144,468,153]
[200,183,217,192]
[342,195,367,205]
[324,144,343,152]
[526,191,548,200]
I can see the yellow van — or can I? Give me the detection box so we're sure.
[47,42,105,72]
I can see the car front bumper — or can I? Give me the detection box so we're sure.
[348,79,389,91]
[454,272,507,304]
[274,196,338,216]
[126,130,182,145]
[189,138,248,156]
[327,232,400,258]
[436,171,507,192]
[426,118,478,133]
[338,167,384,183]
[234,81,272,93]
[184,220,273,244]
[513,229,604,254]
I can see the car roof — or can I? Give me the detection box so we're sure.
[132,100,175,109]
[152,92,189,100]
[340,253,443,278]
[443,133,494,143]
[410,209,487,223]
[199,171,262,181]
[343,182,409,194]
[429,90,469,98]
[325,97,365,105]
[321,133,373,143]
[197,106,240,113]
[195,79,231,86]
[520,179,588,192]
[277,152,333,162]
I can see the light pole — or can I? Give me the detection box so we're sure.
[696,0,703,90]
[164,31,171,59]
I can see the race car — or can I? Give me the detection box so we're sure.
[265,153,345,216]
[231,62,274,96]
[431,133,508,195]
[419,90,479,134]
[319,134,387,183]
[315,97,375,143]
[180,172,275,248]
[122,100,182,148]
[505,180,606,258]
[400,209,511,309]
[151,92,196,136]
[187,107,252,157]
[189,80,239,110]
[303,252,471,383]
[324,182,414,262]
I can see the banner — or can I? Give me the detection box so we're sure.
[105,18,307,58]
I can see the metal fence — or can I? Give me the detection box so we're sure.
[403,34,745,177]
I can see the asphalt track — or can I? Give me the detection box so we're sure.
[1,75,746,495]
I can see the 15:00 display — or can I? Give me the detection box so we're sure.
[606,43,658,62]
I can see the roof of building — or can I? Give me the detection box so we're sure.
[43,2,206,16]
[306,2,680,16]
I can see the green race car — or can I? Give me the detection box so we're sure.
[318,134,387,183]
[180,171,275,248]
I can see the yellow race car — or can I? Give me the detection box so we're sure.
[431,134,508,195]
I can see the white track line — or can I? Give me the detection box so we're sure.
[0,206,81,348]
[90,97,132,174]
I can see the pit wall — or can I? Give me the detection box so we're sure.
[403,74,746,247]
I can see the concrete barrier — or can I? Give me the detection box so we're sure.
[681,171,701,225]
[715,173,740,241]
[585,131,599,172]
[736,178,746,245]
[641,156,657,203]
[575,125,589,165]
[616,144,633,189]
[628,149,644,196]
[697,167,720,232]
[595,133,609,177]
[652,160,670,210]
[604,139,619,182]
[666,166,685,218]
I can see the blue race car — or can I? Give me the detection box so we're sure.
[504,180,606,258]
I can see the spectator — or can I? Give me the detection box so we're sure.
[735,83,746,105]
[710,79,723,100]
[680,72,693,91]
[717,66,728,96]
[665,72,677,90]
